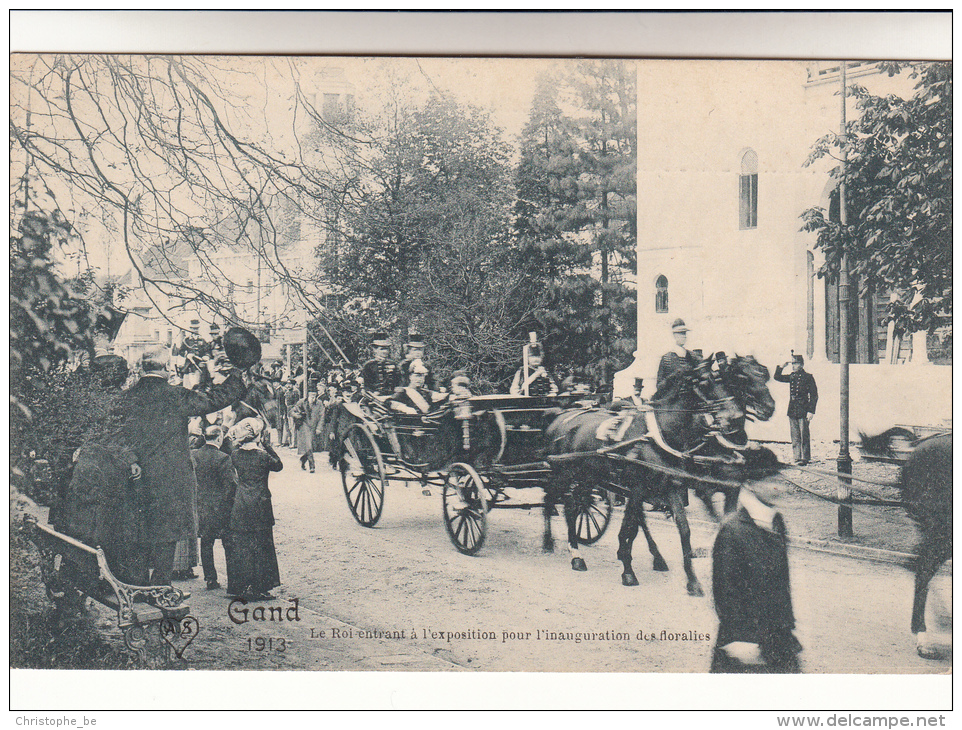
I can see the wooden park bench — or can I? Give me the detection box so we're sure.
[21,515,196,669]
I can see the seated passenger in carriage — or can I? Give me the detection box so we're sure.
[361,332,400,398]
[448,371,474,401]
[509,343,558,397]
[389,359,450,415]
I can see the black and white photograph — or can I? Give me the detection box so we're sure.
[7,10,952,717]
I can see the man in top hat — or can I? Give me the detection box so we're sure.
[773,354,818,465]
[389,359,450,414]
[399,333,437,390]
[612,377,646,410]
[510,343,558,397]
[361,332,400,397]
[656,318,700,396]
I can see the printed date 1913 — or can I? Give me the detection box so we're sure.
[245,637,289,652]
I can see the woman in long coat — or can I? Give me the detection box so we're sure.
[224,418,283,600]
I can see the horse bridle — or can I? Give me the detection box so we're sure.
[691,368,741,433]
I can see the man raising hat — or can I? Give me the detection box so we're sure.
[656,318,699,396]
[89,344,249,586]
[361,332,400,397]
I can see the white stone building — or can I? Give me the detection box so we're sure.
[617,60,950,441]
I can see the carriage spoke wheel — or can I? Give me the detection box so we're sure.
[442,463,489,555]
[570,483,613,545]
[340,423,386,527]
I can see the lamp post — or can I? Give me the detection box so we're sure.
[837,61,854,537]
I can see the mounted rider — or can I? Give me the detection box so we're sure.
[655,318,700,396]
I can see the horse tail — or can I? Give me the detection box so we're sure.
[900,432,952,527]
[858,426,917,458]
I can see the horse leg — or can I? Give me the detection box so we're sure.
[668,488,704,597]
[542,492,556,553]
[912,537,949,659]
[617,492,668,586]
[695,488,725,522]
[562,490,587,572]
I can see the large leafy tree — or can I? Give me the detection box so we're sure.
[512,62,637,391]
[801,62,951,338]
[322,89,533,387]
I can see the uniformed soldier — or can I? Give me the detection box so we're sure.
[389,359,449,414]
[360,332,400,397]
[509,343,558,397]
[399,333,437,390]
[656,318,699,395]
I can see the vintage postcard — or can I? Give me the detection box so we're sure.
[8,11,952,717]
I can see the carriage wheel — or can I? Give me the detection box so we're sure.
[569,483,613,545]
[442,463,489,556]
[340,423,387,527]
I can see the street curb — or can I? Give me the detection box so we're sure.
[648,511,936,569]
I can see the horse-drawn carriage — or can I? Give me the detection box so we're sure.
[334,352,779,595]
[335,391,614,556]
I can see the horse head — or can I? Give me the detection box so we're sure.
[690,358,744,436]
[719,354,776,423]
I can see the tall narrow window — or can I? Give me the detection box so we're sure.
[655,275,669,313]
[739,149,758,229]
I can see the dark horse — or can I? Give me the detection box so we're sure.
[542,358,745,596]
[861,428,952,659]
[694,354,779,517]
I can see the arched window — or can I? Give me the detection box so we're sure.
[739,149,758,229]
[655,275,669,313]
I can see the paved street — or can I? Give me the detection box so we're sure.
[173,445,951,675]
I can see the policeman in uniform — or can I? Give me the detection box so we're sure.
[361,332,400,397]
[773,354,818,465]
[656,318,699,395]
[399,333,436,390]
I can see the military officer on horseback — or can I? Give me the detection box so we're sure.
[361,332,400,397]
[656,318,699,394]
